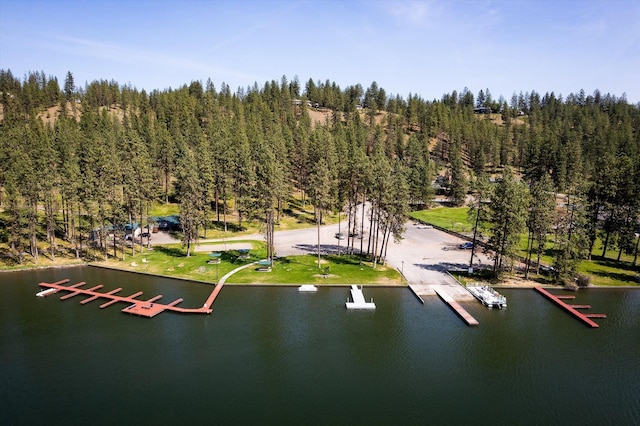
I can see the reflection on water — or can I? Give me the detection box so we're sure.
[1,267,639,425]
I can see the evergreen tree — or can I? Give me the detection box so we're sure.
[553,192,589,281]
[449,142,467,206]
[525,174,555,277]
[175,144,204,257]
[467,175,492,272]
[309,157,333,269]
[487,167,530,274]
[64,71,75,101]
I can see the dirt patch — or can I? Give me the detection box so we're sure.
[307,108,331,127]
[494,275,540,288]
[312,273,337,279]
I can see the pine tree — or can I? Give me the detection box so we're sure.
[175,144,204,257]
[525,174,555,277]
[64,71,75,102]
[309,157,333,269]
[449,142,467,206]
[488,167,530,274]
[553,192,589,281]
[467,175,492,272]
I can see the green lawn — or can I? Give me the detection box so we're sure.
[578,256,640,287]
[96,241,403,286]
[409,207,472,234]
[228,254,405,285]
[148,202,180,217]
[98,240,267,283]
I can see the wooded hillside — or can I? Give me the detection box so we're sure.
[1,70,639,278]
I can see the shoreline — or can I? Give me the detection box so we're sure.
[3,260,638,289]
[88,263,407,287]
[0,262,86,273]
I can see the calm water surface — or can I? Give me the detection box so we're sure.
[1,267,639,425]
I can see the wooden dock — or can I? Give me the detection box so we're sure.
[37,279,226,318]
[433,286,479,326]
[534,287,605,328]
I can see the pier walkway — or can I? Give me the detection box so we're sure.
[432,285,479,326]
[37,261,263,318]
[534,287,605,328]
[408,273,479,326]
[37,279,225,318]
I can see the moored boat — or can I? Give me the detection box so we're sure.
[467,284,507,309]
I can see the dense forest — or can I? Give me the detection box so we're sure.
[1,69,639,281]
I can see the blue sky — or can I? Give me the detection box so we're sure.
[1,0,639,103]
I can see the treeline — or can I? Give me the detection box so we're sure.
[0,71,430,265]
[1,69,639,277]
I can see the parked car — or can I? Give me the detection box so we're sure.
[539,265,556,275]
[459,242,473,249]
[335,233,345,240]
[141,232,151,239]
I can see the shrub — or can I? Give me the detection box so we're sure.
[575,273,591,288]
[562,277,578,291]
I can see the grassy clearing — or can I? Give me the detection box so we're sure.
[93,242,403,286]
[228,254,405,285]
[148,202,180,217]
[97,240,267,283]
[409,207,472,233]
[578,257,640,287]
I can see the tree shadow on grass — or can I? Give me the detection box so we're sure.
[589,269,640,284]
[293,243,361,256]
[322,254,365,266]
[275,253,366,269]
[208,221,245,233]
[589,256,640,272]
[154,246,186,258]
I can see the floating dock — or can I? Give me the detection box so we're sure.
[37,279,225,318]
[433,286,479,326]
[346,285,375,310]
[534,287,605,328]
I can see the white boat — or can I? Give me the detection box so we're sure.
[467,284,507,309]
[346,285,375,310]
[298,285,318,292]
[36,288,58,297]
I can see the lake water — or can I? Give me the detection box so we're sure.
[2,267,639,425]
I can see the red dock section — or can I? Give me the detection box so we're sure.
[203,283,224,309]
[534,287,605,328]
[37,278,224,318]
